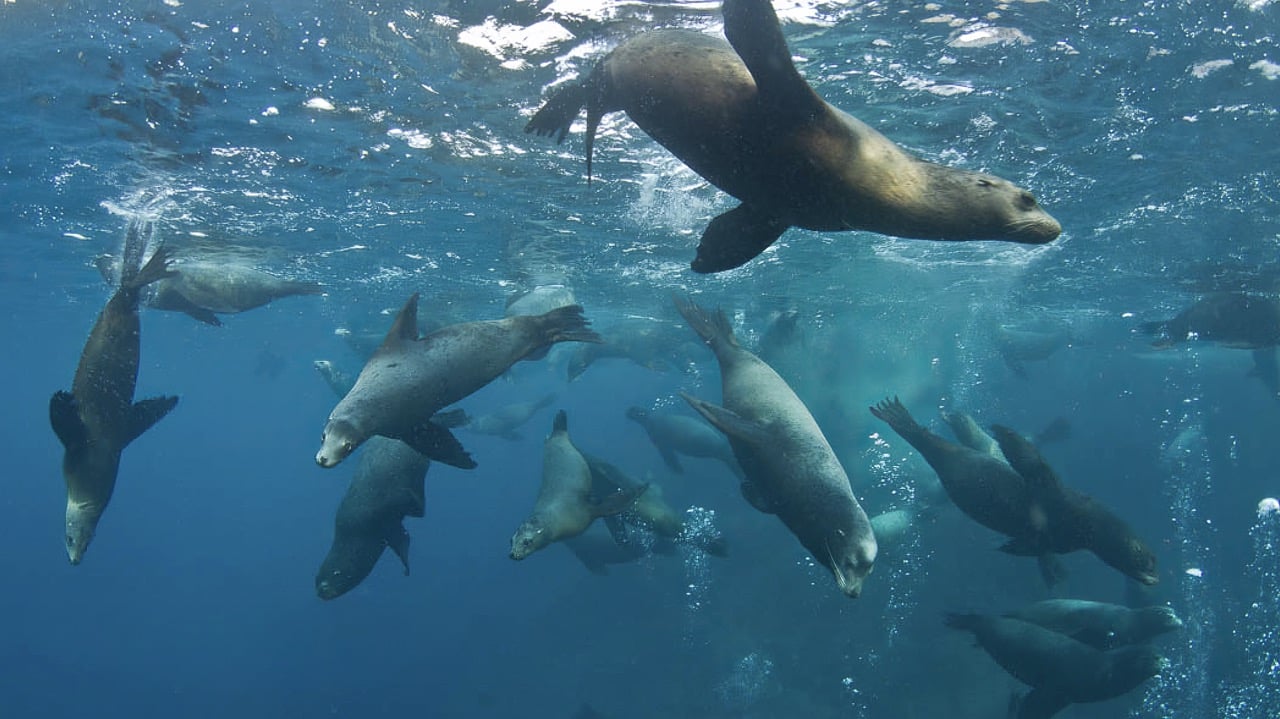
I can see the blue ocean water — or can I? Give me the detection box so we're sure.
[2,0,1278,717]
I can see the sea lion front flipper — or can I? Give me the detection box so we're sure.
[740,480,777,514]
[374,293,422,357]
[49,391,88,449]
[125,395,179,446]
[1036,553,1068,589]
[990,425,1063,494]
[591,483,649,519]
[691,204,789,274]
[721,0,825,123]
[1014,688,1071,719]
[430,407,470,429]
[160,290,223,326]
[386,524,411,576]
[658,445,684,474]
[682,395,772,447]
[402,421,477,470]
[603,514,631,545]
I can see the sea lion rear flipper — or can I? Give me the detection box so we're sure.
[125,395,179,446]
[691,204,789,274]
[403,421,477,470]
[721,0,825,123]
[1014,689,1071,719]
[591,483,648,519]
[386,525,411,576]
[49,391,88,449]
[681,394,772,446]
[740,480,777,514]
[658,446,684,474]
[430,407,470,429]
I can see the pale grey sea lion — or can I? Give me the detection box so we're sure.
[526,0,1060,272]
[625,406,744,480]
[316,294,600,469]
[675,296,876,597]
[51,227,179,564]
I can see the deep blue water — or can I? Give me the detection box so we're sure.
[2,0,1279,717]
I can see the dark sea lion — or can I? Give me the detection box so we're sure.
[675,296,875,597]
[625,406,744,479]
[50,231,179,564]
[316,294,600,469]
[526,0,1061,273]
[944,613,1166,719]
[990,425,1160,586]
[509,411,646,560]
[1139,293,1280,350]
[315,437,430,600]
[94,254,323,326]
[1006,599,1182,650]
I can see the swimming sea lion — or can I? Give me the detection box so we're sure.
[989,425,1160,586]
[944,612,1166,719]
[625,406,744,480]
[94,254,323,326]
[50,231,179,565]
[675,296,876,597]
[566,317,692,381]
[562,527,678,575]
[1006,599,1182,650]
[462,393,557,441]
[316,294,600,469]
[1139,293,1280,350]
[509,411,647,560]
[525,0,1061,273]
[315,437,430,600]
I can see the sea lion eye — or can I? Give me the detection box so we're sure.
[1017,191,1038,210]
[343,442,353,454]
[977,178,995,188]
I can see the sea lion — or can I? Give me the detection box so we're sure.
[525,0,1061,273]
[94,254,323,326]
[315,437,430,600]
[1006,599,1182,650]
[50,230,179,565]
[675,296,876,597]
[625,406,745,480]
[562,527,678,575]
[944,612,1166,719]
[566,317,693,381]
[990,425,1160,586]
[509,411,646,560]
[942,410,1072,460]
[316,294,600,469]
[1139,293,1280,350]
[462,393,557,441]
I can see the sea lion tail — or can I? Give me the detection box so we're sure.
[672,295,739,351]
[535,304,602,345]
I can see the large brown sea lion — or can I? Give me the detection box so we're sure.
[50,226,179,564]
[526,0,1061,273]
[675,296,876,597]
[316,294,600,469]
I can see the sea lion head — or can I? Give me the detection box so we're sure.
[509,516,550,560]
[926,168,1061,245]
[1119,536,1160,586]
[1111,645,1168,686]
[826,528,877,599]
[316,418,361,468]
[1136,605,1184,636]
[64,501,100,565]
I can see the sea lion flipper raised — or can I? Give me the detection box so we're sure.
[375,292,422,357]
[692,203,790,274]
[49,391,88,450]
[387,525,411,576]
[722,0,825,123]
[990,425,1062,493]
[126,395,179,446]
[401,421,477,470]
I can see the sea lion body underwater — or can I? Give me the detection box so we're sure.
[316,437,430,600]
[625,406,744,479]
[509,411,646,560]
[1006,599,1182,650]
[316,294,600,469]
[675,296,875,597]
[526,0,1060,273]
[1140,293,1280,350]
[944,613,1166,719]
[50,234,179,565]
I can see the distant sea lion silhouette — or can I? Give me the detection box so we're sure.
[51,228,178,564]
[1139,293,1280,350]
[526,0,1060,272]
[316,294,600,469]
[625,406,744,480]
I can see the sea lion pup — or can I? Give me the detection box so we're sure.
[525,0,1060,273]
[625,406,744,480]
[94,253,323,326]
[315,437,430,600]
[50,236,179,565]
[944,612,1166,719]
[1006,599,1182,650]
[675,296,875,597]
[316,294,601,469]
[509,411,647,560]
[989,426,1160,586]
[461,393,557,441]
[1139,293,1280,350]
